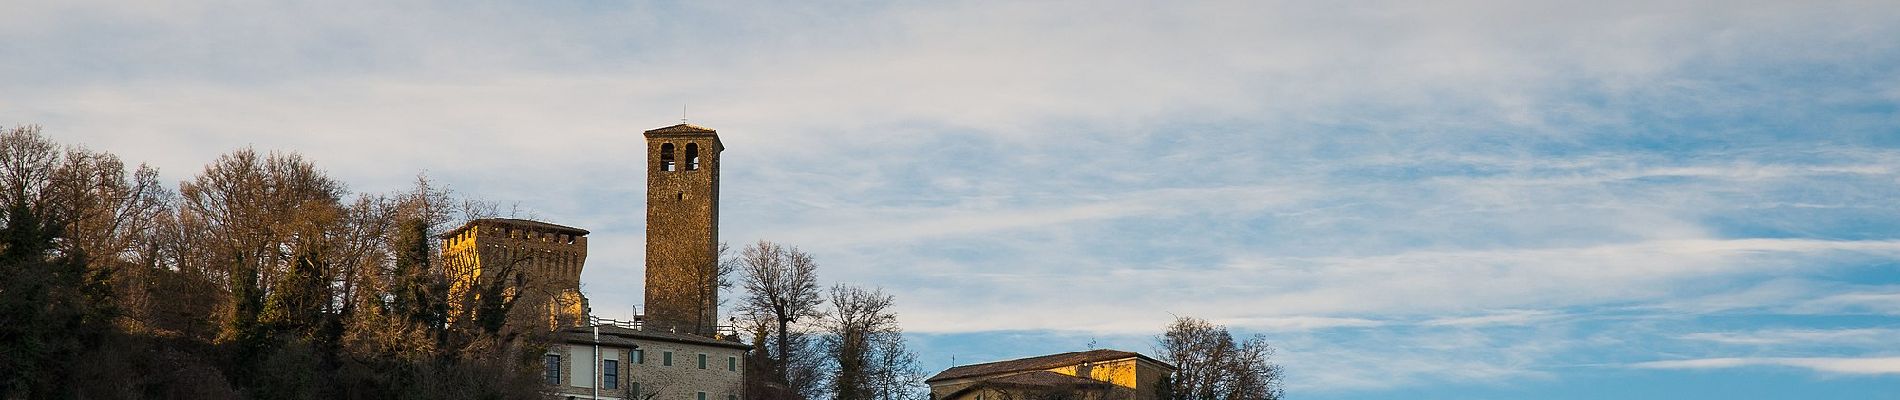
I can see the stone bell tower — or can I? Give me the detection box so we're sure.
[643,123,724,336]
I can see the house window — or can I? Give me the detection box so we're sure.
[698,354,707,369]
[663,351,673,366]
[728,356,737,371]
[544,354,561,385]
[697,392,707,400]
[631,382,641,399]
[603,360,619,389]
[634,349,645,364]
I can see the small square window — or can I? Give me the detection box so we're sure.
[697,392,707,400]
[634,349,645,364]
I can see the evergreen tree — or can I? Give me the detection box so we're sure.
[0,200,108,398]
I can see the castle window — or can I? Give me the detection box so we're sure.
[686,143,700,170]
[544,354,561,385]
[661,143,677,171]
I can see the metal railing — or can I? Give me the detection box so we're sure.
[587,316,738,337]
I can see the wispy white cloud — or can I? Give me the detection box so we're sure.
[1421,310,1565,327]
[1631,357,1900,375]
[1794,290,1900,315]
[766,183,1304,248]
[1219,316,1387,331]
[893,238,1900,333]
[1680,328,1900,346]
[1272,323,1573,391]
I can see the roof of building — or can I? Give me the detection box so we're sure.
[438,218,590,239]
[934,371,1114,400]
[644,123,718,135]
[557,324,751,350]
[926,349,1174,383]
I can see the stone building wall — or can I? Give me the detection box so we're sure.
[623,338,746,400]
[549,326,748,400]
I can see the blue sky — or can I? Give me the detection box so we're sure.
[5,1,1899,398]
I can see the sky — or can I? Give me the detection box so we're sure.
[5,0,1900,398]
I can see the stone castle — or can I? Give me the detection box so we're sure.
[439,218,592,331]
[438,123,743,400]
[442,122,1166,400]
[437,123,727,334]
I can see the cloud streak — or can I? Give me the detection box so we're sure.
[1632,357,1900,375]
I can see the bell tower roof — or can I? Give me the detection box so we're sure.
[643,123,723,150]
[644,123,717,135]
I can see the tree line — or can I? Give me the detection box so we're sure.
[0,126,544,399]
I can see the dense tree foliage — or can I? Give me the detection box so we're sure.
[0,126,543,399]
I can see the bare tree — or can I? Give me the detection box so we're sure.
[688,241,738,336]
[820,284,922,400]
[0,127,171,336]
[1155,317,1283,400]
[735,240,826,400]
[179,149,352,348]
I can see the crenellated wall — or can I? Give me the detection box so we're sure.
[440,218,592,331]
